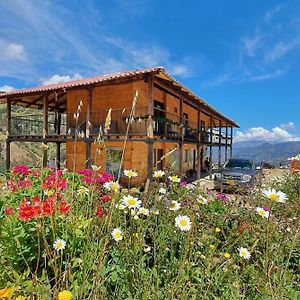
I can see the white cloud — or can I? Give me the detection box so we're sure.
[0,85,15,92]
[235,126,299,142]
[41,73,82,85]
[6,43,26,60]
[264,5,282,22]
[243,33,262,57]
[265,39,300,62]
[249,68,287,81]
[280,121,295,129]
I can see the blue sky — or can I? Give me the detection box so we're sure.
[1,0,300,142]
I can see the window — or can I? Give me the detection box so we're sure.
[174,107,178,113]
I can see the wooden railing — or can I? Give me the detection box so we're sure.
[9,108,233,145]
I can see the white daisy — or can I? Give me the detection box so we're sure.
[159,187,167,194]
[138,207,150,216]
[53,239,66,251]
[255,207,270,219]
[262,189,288,203]
[175,215,192,231]
[153,170,165,179]
[151,208,159,215]
[124,170,138,178]
[238,247,251,260]
[197,195,208,205]
[168,175,181,183]
[169,200,181,211]
[44,189,54,196]
[103,181,120,193]
[77,186,89,196]
[122,195,141,209]
[111,228,123,242]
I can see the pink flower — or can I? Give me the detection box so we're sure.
[18,179,33,189]
[31,170,41,177]
[83,176,94,185]
[96,172,114,184]
[7,179,17,192]
[12,165,30,176]
[78,169,93,176]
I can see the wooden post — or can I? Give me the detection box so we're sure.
[197,107,202,179]
[209,115,213,178]
[230,127,233,158]
[6,98,11,137]
[179,143,183,174]
[86,88,92,138]
[146,75,154,180]
[42,95,48,167]
[56,142,61,169]
[225,124,228,161]
[6,141,10,172]
[180,99,184,141]
[209,145,213,180]
[218,119,222,167]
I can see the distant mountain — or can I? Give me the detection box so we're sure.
[232,141,300,164]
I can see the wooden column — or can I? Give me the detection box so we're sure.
[225,124,228,161]
[42,95,49,167]
[6,141,10,172]
[218,119,222,167]
[86,88,92,138]
[230,127,233,158]
[56,142,61,169]
[6,98,11,137]
[146,75,154,179]
[197,107,202,179]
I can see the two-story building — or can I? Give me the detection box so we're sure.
[0,67,238,183]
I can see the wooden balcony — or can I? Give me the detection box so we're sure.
[9,108,232,145]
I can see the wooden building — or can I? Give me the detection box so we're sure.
[0,67,238,183]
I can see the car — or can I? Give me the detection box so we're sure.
[214,158,262,191]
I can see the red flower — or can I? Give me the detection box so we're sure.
[42,200,54,216]
[96,207,105,218]
[18,199,33,221]
[100,194,111,203]
[4,207,14,215]
[60,200,71,214]
[33,203,42,217]
[18,179,33,189]
[12,165,30,176]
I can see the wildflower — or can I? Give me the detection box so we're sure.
[144,246,151,253]
[18,179,32,189]
[215,227,221,233]
[216,192,229,202]
[18,199,34,221]
[209,244,216,250]
[175,215,192,231]
[133,215,139,220]
[78,169,93,176]
[255,207,270,219]
[198,195,208,204]
[159,187,167,194]
[111,228,123,242]
[44,189,55,196]
[0,287,13,298]
[58,290,72,300]
[124,169,138,178]
[138,207,150,216]
[262,189,288,203]
[100,194,111,202]
[103,181,120,193]
[168,175,181,183]
[96,172,114,184]
[91,165,101,172]
[153,170,165,178]
[116,203,126,210]
[4,207,14,216]
[53,239,66,251]
[224,252,231,259]
[238,247,251,260]
[60,201,71,215]
[151,208,159,215]
[179,181,187,187]
[77,186,89,196]
[122,195,141,209]
[42,200,54,216]
[12,165,30,176]
[96,207,105,218]
[169,200,181,211]
[15,296,26,300]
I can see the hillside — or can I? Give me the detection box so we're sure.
[233,141,300,164]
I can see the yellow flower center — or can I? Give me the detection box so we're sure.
[114,232,122,239]
[56,241,63,248]
[127,199,136,206]
[258,210,266,216]
[241,250,247,257]
[224,253,231,259]
[269,194,278,201]
[179,219,188,226]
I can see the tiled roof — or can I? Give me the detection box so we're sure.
[0,67,163,97]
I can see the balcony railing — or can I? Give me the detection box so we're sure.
[9,108,232,145]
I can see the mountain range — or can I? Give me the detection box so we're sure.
[232,140,300,164]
